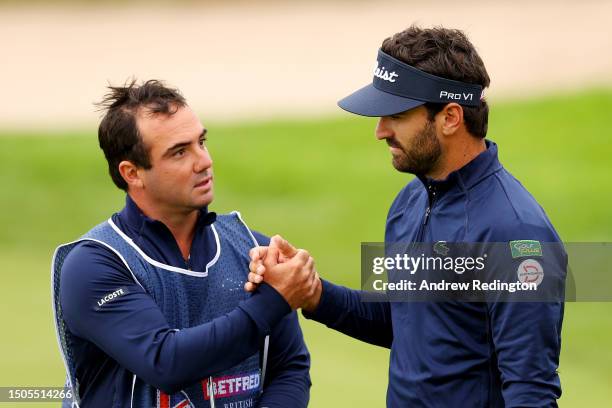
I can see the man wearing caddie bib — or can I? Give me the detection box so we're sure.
[51,80,312,408]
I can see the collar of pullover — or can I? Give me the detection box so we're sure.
[417,139,502,196]
[120,195,217,233]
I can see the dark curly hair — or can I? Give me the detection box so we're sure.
[96,79,186,190]
[382,26,491,138]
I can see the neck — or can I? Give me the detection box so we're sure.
[427,136,486,181]
[129,194,198,260]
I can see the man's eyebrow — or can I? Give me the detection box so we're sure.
[164,140,191,156]
[163,129,208,156]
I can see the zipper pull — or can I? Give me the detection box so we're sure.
[424,206,431,225]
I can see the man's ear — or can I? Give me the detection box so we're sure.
[118,160,144,190]
[439,103,464,136]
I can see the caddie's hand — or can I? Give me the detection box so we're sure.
[244,235,298,292]
[245,246,267,292]
[263,248,321,310]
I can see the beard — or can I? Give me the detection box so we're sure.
[388,119,441,175]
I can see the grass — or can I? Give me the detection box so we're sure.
[0,88,611,407]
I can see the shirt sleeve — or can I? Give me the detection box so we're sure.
[251,231,311,407]
[302,279,393,348]
[258,313,311,408]
[487,301,563,407]
[252,231,393,348]
[59,241,291,394]
[486,224,565,407]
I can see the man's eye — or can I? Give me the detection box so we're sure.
[199,138,207,146]
[174,149,185,157]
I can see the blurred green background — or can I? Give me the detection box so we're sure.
[1,89,612,407]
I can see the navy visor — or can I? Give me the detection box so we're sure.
[338,49,484,117]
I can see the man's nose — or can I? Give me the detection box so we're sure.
[375,117,393,140]
[194,146,213,173]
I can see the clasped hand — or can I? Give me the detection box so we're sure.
[244,235,322,312]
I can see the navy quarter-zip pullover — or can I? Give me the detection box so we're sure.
[305,140,564,407]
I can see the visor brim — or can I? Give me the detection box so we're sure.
[337,83,426,117]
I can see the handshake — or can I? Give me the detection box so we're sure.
[244,235,322,312]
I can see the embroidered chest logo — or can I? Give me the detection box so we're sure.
[433,241,450,256]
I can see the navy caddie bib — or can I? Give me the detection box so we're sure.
[51,212,268,408]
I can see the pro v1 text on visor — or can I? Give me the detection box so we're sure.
[338,49,484,117]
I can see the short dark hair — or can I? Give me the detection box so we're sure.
[381,26,491,138]
[96,79,186,190]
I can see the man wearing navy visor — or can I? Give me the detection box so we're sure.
[248,26,565,407]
